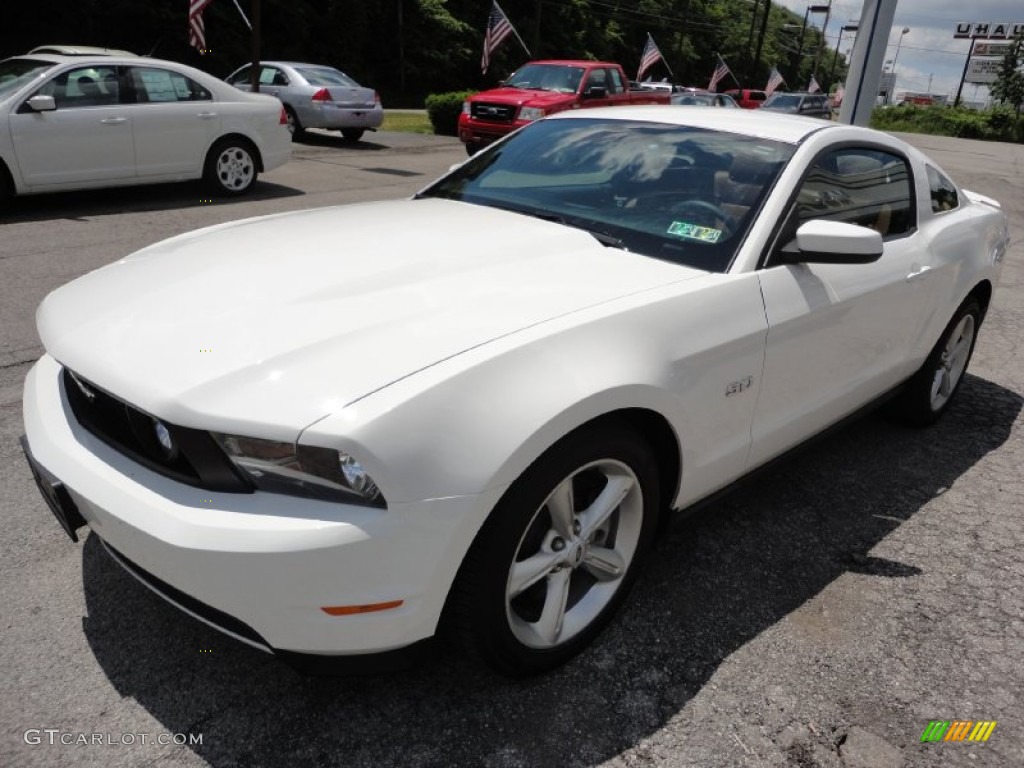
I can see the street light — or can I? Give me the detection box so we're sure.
[890,27,910,103]
[828,24,858,91]
[791,4,831,84]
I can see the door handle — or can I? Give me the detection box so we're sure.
[100,117,127,125]
[905,264,933,282]
[196,112,218,119]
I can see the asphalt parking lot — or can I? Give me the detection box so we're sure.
[1,128,1022,768]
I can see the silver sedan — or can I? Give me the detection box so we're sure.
[226,61,382,141]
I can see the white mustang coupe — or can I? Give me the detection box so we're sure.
[21,107,1008,676]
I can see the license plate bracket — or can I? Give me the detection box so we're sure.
[20,436,86,542]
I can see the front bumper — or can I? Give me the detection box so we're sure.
[22,354,491,658]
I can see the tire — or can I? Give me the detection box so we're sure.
[283,107,304,139]
[340,128,364,142]
[203,139,258,196]
[448,423,660,676]
[465,141,482,156]
[891,297,982,427]
[0,159,13,206]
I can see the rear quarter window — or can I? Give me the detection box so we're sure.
[926,166,959,213]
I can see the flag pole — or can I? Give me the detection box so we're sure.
[509,15,531,56]
[719,53,742,88]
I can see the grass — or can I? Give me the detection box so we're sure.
[380,111,433,134]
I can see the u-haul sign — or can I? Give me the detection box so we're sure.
[954,22,1024,39]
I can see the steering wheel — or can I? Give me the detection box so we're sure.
[668,200,734,238]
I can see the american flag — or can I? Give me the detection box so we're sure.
[765,66,786,97]
[808,75,821,93]
[481,2,514,74]
[637,34,665,81]
[189,0,214,53]
[707,54,731,92]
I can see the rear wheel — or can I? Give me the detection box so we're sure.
[891,297,981,426]
[284,106,304,139]
[203,139,258,196]
[341,128,364,142]
[449,424,660,676]
[465,141,482,156]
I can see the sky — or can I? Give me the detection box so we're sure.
[772,0,1022,103]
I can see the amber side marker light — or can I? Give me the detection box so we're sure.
[321,600,403,616]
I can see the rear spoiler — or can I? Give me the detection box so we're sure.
[963,188,1001,209]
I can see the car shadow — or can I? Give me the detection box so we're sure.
[0,180,304,224]
[79,373,1021,767]
[294,131,387,151]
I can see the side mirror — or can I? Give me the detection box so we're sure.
[25,94,57,112]
[584,86,607,99]
[782,219,884,264]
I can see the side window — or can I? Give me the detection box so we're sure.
[926,166,959,213]
[608,67,624,94]
[259,66,288,86]
[130,67,211,103]
[586,68,608,92]
[795,147,914,238]
[227,66,251,85]
[751,91,766,103]
[36,65,121,108]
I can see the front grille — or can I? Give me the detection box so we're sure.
[470,102,516,122]
[62,367,252,493]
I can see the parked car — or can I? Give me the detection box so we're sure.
[0,54,290,199]
[28,45,137,56]
[670,90,739,107]
[459,60,671,154]
[225,61,382,141]
[724,88,767,109]
[762,91,832,119]
[22,107,1007,676]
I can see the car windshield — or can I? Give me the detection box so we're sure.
[295,67,358,87]
[0,58,55,99]
[764,94,801,109]
[420,117,794,272]
[672,94,714,106]
[505,64,584,93]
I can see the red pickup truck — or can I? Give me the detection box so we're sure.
[458,60,672,154]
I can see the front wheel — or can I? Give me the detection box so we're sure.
[448,424,660,676]
[340,128,364,142]
[204,139,258,196]
[891,297,982,426]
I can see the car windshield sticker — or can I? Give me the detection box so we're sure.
[667,221,722,243]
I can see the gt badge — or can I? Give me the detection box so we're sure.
[725,376,754,397]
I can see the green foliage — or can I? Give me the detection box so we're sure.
[0,0,847,100]
[870,105,1023,144]
[990,34,1024,118]
[425,90,477,136]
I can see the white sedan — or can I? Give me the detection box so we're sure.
[21,107,1007,676]
[0,54,290,199]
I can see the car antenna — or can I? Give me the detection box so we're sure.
[147,38,162,58]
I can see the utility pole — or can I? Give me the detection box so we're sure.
[747,0,761,76]
[754,1,771,76]
[812,0,832,82]
[249,0,261,92]
[397,0,405,94]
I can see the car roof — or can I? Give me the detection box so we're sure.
[528,60,618,67]
[28,45,137,56]
[548,104,853,144]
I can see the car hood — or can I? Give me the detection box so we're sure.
[473,87,576,109]
[38,198,701,435]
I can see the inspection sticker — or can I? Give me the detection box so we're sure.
[667,221,722,243]
[667,221,724,241]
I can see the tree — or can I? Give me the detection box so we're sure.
[991,33,1024,119]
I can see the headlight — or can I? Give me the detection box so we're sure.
[462,101,471,115]
[518,106,545,122]
[211,433,385,508]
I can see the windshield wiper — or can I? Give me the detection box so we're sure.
[513,208,626,250]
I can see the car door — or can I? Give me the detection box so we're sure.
[8,63,135,187]
[749,145,931,467]
[125,65,221,178]
[580,68,613,107]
